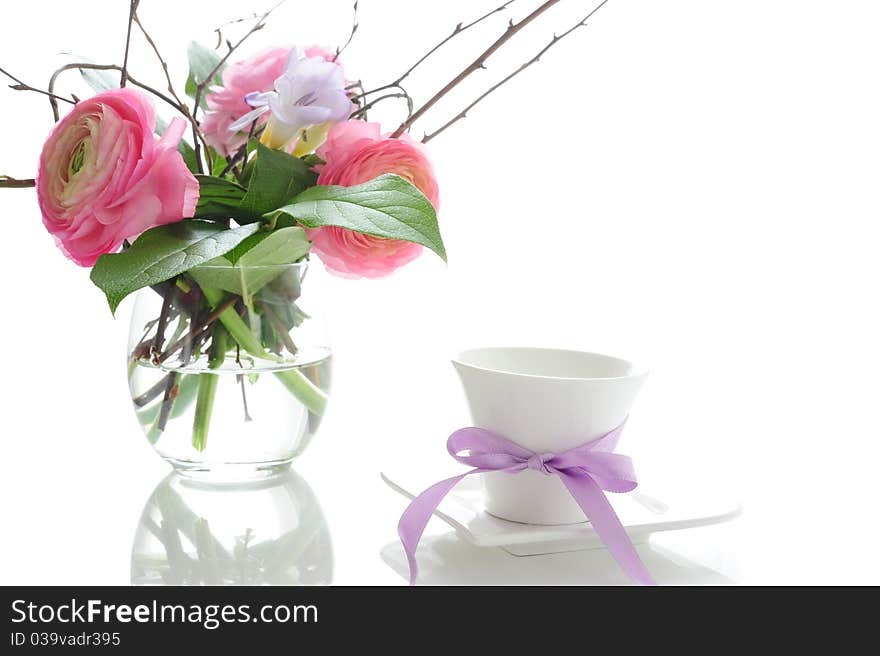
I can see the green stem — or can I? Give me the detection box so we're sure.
[200,284,328,417]
[274,369,328,416]
[200,285,280,362]
[191,324,228,452]
[191,374,218,452]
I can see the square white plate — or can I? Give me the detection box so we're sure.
[382,471,741,556]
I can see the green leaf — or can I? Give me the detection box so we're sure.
[90,221,261,313]
[229,226,311,265]
[180,142,200,174]
[79,66,117,93]
[300,154,325,168]
[193,175,256,221]
[189,227,312,297]
[210,149,228,177]
[185,41,224,107]
[154,114,170,134]
[266,174,446,261]
[238,142,318,220]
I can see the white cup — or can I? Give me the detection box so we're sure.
[452,347,647,525]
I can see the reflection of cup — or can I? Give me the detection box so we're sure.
[452,347,647,525]
[131,470,332,585]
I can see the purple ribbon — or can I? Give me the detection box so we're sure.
[397,422,656,585]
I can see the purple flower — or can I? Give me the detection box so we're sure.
[229,48,352,150]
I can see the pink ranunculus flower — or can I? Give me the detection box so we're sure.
[202,47,288,157]
[307,120,440,279]
[37,88,199,267]
[203,46,341,157]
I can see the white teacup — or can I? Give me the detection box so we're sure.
[452,347,647,525]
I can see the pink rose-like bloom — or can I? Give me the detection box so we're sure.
[37,88,199,267]
[308,120,440,279]
[203,46,340,157]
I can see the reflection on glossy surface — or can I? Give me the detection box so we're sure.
[381,534,733,585]
[132,470,332,585]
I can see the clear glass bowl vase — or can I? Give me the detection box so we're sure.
[127,262,330,480]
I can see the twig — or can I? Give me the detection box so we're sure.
[133,11,211,168]
[192,1,284,172]
[132,372,174,408]
[220,145,247,178]
[150,290,175,363]
[235,121,263,181]
[156,372,179,432]
[260,302,298,356]
[423,0,611,142]
[357,1,516,101]
[120,0,140,87]
[213,11,261,49]
[133,13,189,110]
[0,176,36,189]
[192,1,284,117]
[391,0,561,138]
[220,120,259,178]
[346,79,368,117]
[333,1,359,62]
[350,92,412,120]
[0,66,75,106]
[179,286,205,365]
[157,295,238,365]
[237,375,253,422]
[48,63,183,122]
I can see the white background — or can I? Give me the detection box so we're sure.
[1,0,879,584]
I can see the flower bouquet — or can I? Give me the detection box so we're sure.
[0,0,608,477]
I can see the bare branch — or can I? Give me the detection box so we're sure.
[391,0,562,138]
[0,65,76,108]
[219,120,261,178]
[350,92,412,120]
[120,0,140,87]
[133,14,186,109]
[213,11,261,49]
[133,10,210,172]
[422,0,611,143]
[333,2,359,62]
[48,63,183,122]
[0,176,36,189]
[191,1,285,170]
[345,79,369,118]
[358,1,516,102]
[192,1,285,117]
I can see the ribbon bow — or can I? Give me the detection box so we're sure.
[397,422,656,585]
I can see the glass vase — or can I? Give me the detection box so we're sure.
[127,262,330,480]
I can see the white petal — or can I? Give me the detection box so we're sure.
[282,47,305,74]
[244,91,273,108]
[316,89,353,122]
[228,105,270,132]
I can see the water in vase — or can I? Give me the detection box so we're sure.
[129,346,332,477]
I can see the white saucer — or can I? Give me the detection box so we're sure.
[380,535,736,585]
[381,471,741,556]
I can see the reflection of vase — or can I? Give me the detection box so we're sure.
[452,347,647,525]
[127,262,332,480]
[131,470,333,585]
